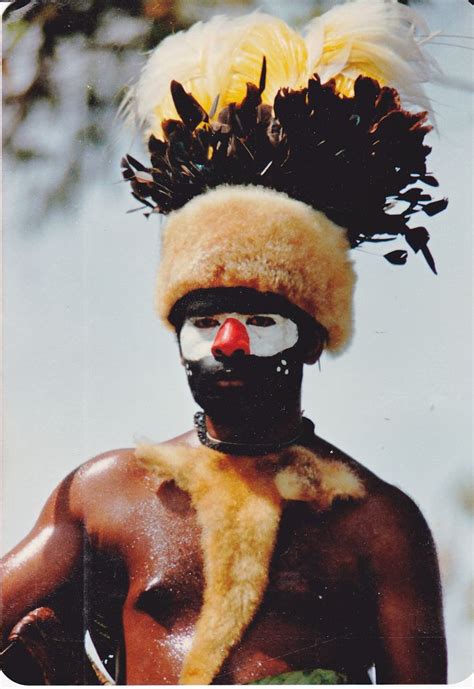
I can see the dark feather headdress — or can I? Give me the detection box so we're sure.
[123,68,447,272]
[122,2,446,273]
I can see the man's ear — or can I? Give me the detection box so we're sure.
[303,337,325,365]
[175,329,185,364]
[301,321,327,365]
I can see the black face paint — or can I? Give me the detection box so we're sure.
[173,288,325,424]
[184,346,304,424]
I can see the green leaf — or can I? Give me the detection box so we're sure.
[248,668,348,684]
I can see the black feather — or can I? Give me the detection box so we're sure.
[384,250,408,265]
[121,75,447,271]
[170,80,208,130]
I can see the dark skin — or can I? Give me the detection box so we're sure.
[0,290,447,684]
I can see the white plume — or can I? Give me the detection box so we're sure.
[123,15,232,136]
[303,0,441,112]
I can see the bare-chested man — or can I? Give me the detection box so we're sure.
[1,2,449,684]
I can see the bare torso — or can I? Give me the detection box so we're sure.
[1,430,447,684]
[81,450,373,683]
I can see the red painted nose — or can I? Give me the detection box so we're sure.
[211,318,250,359]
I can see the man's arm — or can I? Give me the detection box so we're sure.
[1,470,84,647]
[366,485,447,684]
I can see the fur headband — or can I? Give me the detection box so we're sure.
[156,185,356,352]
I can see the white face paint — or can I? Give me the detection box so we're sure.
[180,313,299,361]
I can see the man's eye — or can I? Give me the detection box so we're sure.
[192,317,220,329]
[246,315,276,327]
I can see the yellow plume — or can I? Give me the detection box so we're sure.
[127,12,307,139]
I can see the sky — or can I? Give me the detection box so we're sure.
[2,0,473,682]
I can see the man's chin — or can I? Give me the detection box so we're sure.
[190,384,266,420]
[192,384,252,405]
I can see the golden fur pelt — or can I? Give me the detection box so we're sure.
[136,442,366,684]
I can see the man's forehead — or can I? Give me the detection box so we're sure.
[175,288,299,319]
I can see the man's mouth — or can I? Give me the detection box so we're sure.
[216,379,245,387]
[213,369,246,387]
[213,367,246,388]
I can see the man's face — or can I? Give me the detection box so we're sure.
[172,288,323,423]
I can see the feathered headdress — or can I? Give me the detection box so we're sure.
[122,0,447,351]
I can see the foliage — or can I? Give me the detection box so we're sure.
[249,668,348,684]
[3,1,185,216]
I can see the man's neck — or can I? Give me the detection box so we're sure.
[204,405,303,446]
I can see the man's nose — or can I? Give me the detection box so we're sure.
[211,318,250,359]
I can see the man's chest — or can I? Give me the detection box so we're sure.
[87,483,365,617]
[85,483,371,683]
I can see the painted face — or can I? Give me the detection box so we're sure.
[180,312,299,361]
[178,305,305,423]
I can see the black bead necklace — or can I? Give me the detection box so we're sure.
[193,410,314,456]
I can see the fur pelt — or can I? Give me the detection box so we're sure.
[156,185,356,353]
[135,442,365,684]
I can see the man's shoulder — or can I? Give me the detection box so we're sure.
[66,442,185,523]
[71,433,196,493]
[73,447,138,483]
[309,433,387,496]
[312,435,432,547]
[351,475,430,539]
[74,431,194,476]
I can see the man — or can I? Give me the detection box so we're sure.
[1,2,448,684]
[0,190,447,685]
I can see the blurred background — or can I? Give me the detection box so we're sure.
[2,0,472,682]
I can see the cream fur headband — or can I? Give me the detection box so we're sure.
[156,185,356,353]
